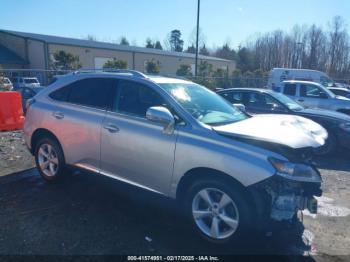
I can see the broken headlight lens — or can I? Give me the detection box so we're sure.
[268,157,321,183]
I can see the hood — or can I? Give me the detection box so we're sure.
[212,114,327,149]
[300,108,350,122]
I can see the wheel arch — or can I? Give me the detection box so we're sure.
[176,167,253,204]
[31,128,64,159]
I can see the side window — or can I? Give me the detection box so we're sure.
[283,84,296,96]
[300,84,327,98]
[232,92,243,103]
[246,93,283,110]
[49,85,72,102]
[50,78,115,109]
[219,92,233,102]
[246,93,261,107]
[68,78,114,109]
[116,80,166,118]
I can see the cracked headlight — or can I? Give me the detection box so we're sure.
[339,122,350,132]
[268,157,321,183]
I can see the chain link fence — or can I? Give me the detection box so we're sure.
[1,69,350,90]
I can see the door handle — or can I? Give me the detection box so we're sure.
[103,124,119,133]
[52,111,64,119]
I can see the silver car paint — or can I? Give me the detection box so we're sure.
[281,81,350,111]
[24,73,319,198]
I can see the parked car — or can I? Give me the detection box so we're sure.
[328,87,350,99]
[217,88,350,155]
[271,80,350,115]
[24,70,324,244]
[0,77,13,91]
[267,68,335,88]
[12,77,41,89]
[15,86,44,114]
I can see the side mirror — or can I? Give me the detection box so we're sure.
[233,103,246,112]
[146,106,175,134]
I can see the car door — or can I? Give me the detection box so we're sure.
[298,83,330,109]
[281,83,297,100]
[47,77,115,170]
[243,92,287,114]
[100,79,178,195]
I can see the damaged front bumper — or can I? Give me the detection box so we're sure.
[248,173,322,222]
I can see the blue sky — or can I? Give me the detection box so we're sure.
[1,0,349,49]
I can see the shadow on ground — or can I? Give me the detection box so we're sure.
[313,148,350,172]
[0,168,315,259]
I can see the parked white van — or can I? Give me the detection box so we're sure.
[267,68,335,89]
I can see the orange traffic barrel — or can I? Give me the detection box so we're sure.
[0,91,25,131]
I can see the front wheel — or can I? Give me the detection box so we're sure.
[184,179,253,244]
[34,137,66,182]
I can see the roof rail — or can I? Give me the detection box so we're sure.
[70,69,148,78]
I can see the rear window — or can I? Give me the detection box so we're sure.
[49,78,115,109]
[49,85,71,101]
[283,84,296,96]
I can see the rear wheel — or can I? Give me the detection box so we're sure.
[34,137,66,182]
[184,178,253,244]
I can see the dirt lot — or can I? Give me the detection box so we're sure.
[0,131,350,261]
[0,131,34,176]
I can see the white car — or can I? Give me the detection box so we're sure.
[12,77,41,89]
[0,77,13,91]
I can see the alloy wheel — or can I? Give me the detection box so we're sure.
[38,143,59,177]
[192,188,239,240]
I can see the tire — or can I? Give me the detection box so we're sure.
[34,137,66,182]
[184,178,253,245]
[313,131,337,156]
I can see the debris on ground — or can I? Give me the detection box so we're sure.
[0,130,35,176]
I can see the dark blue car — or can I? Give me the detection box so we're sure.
[217,88,350,155]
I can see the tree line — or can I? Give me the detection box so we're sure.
[52,16,350,80]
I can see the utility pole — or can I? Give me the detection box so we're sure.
[195,0,200,77]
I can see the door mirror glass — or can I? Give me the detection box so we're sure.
[146,106,175,134]
[233,103,246,112]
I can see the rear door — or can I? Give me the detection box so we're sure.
[100,79,177,195]
[47,77,115,170]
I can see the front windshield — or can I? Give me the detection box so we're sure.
[160,83,248,126]
[271,92,304,111]
[320,76,335,87]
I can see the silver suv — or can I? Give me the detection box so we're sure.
[24,70,324,244]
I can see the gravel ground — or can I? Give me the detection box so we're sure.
[0,131,34,176]
[0,131,349,261]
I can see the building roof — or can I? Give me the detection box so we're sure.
[0,44,27,65]
[0,29,232,63]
